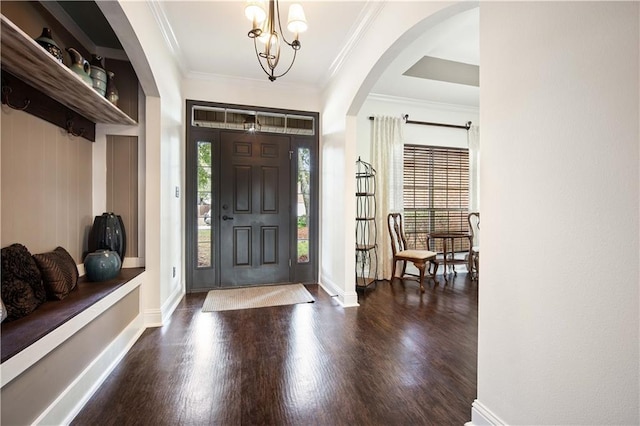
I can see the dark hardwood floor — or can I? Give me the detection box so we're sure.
[72,274,477,426]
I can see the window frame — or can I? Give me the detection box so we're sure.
[403,144,470,253]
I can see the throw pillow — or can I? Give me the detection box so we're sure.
[0,298,6,322]
[1,243,45,321]
[33,247,79,300]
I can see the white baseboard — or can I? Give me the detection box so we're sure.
[318,278,359,308]
[144,308,163,327]
[162,285,185,322]
[467,400,506,425]
[144,284,183,328]
[36,314,146,425]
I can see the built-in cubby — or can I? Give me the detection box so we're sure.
[0,14,136,127]
[0,3,141,260]
[0,4,145,424]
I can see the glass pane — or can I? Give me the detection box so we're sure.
[297,148,311,263]
[197,141,212,268]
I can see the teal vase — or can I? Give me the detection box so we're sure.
[66,47,93,86]
[84,250,121,282]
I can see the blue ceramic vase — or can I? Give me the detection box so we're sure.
[84,250,121,282]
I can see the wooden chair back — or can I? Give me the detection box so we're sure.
[387,213,408,256]
[468,212,480,247]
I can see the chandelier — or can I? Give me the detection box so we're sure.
[245,0,307,81]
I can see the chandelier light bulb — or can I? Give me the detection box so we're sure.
[245,0,267,23]
[257,20,272,44]
[287,4,307,34]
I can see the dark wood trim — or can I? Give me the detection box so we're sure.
[2,70,96,141]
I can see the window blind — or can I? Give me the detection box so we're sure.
[403,145,470,253]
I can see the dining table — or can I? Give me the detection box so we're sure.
[426,231,473,281]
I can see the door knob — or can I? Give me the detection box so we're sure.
[222,215,234,221]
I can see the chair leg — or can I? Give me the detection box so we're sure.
[428,261,439,285]
[390,258,397,285]
[474,253,479,280]
[400,260,407,278]
[415,261,426,293]
[431,261,439,278]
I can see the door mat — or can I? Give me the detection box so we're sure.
[202,284,314,312]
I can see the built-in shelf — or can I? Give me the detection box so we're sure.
[0,14,137,126]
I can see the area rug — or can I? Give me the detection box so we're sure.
[202,284,314,312]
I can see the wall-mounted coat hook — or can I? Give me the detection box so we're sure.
[2,85,30,111]
[66,117,85,138]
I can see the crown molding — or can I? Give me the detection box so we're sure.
[320,0,386,88]
[186,71,321,95]
[367,93,479,114]
[147,1,188,77]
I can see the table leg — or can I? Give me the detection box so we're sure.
[443,238,448,282]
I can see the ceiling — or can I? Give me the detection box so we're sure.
[55,1,479,107]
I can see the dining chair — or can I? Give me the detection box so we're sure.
[467,212,480,280]
[387,213,438,292]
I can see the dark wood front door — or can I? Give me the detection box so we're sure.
[219,132,291,286]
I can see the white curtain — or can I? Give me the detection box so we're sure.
[371,115,404,280]
[468,124,480,212]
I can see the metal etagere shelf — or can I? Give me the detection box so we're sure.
[355,158,378,288]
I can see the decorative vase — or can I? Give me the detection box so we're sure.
[66,47,93,86]
[88,212,127,263]
[84,250,121,282]
[89,54,107,96]
[105,71,119,106]
[34,27,63,63]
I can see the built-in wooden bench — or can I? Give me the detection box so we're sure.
[1,267,144,363]
[1,267,146,425]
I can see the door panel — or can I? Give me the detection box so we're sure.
[220,132,290,286]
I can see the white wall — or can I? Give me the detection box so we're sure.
[475,2,639,424]
[182,75,321,113]
[321,1,476,305]
[108,0,185,325]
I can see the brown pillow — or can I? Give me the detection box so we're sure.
[1,243,45,321]
[33,247,79,300]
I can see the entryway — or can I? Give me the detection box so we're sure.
[185,101,318,292]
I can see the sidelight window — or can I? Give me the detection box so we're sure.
[297,148,311,263]
[197,141,213,268]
